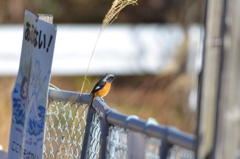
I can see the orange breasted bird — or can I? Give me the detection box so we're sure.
[90,73,116,110]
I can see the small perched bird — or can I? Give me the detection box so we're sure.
[90,73,116,110]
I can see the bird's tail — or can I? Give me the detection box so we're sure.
[89,94,95,110]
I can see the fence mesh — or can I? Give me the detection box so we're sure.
[107,126,128,159]
[167,145,195,159]
[145,137,161,159]
[86,113,101,159]
[43,98,88,159]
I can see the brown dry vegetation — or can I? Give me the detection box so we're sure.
[0,74,197,152]
[0,77,15,152]
[0,0,204,24]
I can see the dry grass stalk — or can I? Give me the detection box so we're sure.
[80,0,138,94]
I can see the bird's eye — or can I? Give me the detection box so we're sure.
[108,77,114,81]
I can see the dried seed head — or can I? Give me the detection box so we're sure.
[102,0,138,30]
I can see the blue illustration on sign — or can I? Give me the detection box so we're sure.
[12,59,47,136]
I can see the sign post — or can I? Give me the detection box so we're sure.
[8,10,57,159]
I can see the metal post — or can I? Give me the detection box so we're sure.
[99,118,109,159]
[196,0,225,158]
[160,127,173,159]
[160,139,171,159]
[80,109,94,159]
[213,0,240,158]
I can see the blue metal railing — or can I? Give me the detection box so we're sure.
[48,88,196,159]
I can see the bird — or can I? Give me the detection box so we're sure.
[90,73,116,110]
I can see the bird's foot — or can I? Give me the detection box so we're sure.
[100,97,105,102]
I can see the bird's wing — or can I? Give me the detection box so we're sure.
[91,80,106,94]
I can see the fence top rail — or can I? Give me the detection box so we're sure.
[48,88,196,151]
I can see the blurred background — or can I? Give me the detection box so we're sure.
[0,0,204,152]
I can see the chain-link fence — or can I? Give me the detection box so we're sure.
[107,126,128,159]
[43,89,196,159]
[86,113,101,159]
[145,137,161,159]
[167,146,194,159]
[43,98,88,159]
[106,126,194,159]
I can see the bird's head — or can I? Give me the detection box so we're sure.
[103,73,116,83]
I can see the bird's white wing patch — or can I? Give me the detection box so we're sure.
[95,86,101,90]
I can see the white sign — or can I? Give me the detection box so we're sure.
[8,10,57,159]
